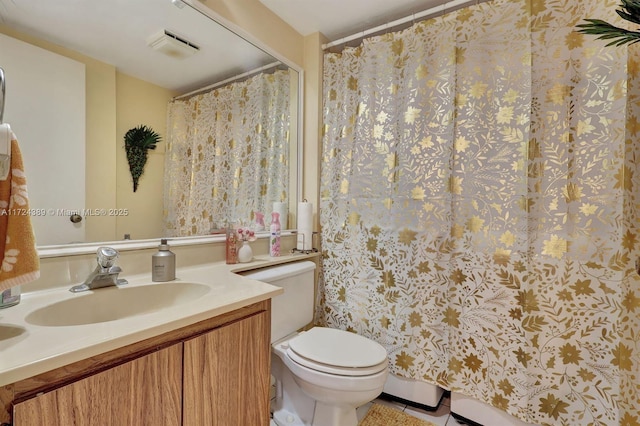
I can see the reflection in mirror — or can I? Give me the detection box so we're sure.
[165,67,293,237]
[0,0,300,247]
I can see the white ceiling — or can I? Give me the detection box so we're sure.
[259,0,453,40]
[0,0,275,93]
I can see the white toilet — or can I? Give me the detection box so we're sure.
[241,261,389,426]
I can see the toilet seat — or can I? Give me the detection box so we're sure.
[286,348,388,377]
[286,327,388,377]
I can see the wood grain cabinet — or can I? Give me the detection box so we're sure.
[183,311,270,425]
[13,344,183,426]
[3,300,271,426]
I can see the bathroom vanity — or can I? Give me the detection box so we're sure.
[0,255,315,425]
[4,301,269,425]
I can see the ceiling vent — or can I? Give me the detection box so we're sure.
[147,30,199,58]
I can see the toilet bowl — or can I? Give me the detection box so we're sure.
[272,327,388,426]
[240,262,389,426]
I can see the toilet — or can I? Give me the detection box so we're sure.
[241,261,389,426]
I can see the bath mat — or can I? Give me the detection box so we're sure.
[359,403,437,426]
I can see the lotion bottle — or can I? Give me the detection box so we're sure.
[226,224,238,264]
[269,212,281,257]
[152,239,176,281]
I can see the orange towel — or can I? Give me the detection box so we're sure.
[0,137,40,292]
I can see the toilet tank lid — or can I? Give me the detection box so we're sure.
[239,260,316,283]
[289,327,388,368]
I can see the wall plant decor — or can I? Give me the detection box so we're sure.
[124,125,161,192]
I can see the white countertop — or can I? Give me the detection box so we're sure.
[0,254,314,387]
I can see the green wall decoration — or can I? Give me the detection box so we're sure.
[124,125,161,192]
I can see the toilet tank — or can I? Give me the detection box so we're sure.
[240,261,316,342]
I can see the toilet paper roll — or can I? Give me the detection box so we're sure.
[297,201,313,251]
[273,202,288,230]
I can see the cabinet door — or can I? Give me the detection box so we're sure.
[13,343,182,426]
[183,311,270,426]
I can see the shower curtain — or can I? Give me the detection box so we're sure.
[319,0,640,424]
[164,70,290,236]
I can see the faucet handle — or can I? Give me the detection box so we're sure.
[96,247,118,269]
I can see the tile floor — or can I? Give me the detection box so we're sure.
[357,393,467,426]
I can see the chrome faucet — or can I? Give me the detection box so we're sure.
[69,247,128,293]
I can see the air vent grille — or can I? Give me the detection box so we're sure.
[147,30,199,58]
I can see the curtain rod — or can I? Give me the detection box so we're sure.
[322,0,482,50]
[174,61,282,100]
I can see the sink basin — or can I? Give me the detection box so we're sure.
[0,324,27,342]
[25,282,210,326]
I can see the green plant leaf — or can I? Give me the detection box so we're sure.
[576,19,640,46]
[124,125,161,150]
[577,1,640,46]
[618,0,640,25]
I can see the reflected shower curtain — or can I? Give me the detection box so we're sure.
[319,0,640,424]
[164,70,290,236]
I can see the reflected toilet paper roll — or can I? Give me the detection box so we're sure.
[297,201,313,251]
[273,202,288,230]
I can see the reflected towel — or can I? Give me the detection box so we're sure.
[0,124,12,180]
[0,136,40,293]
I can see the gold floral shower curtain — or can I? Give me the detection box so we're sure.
[164,70,290,235]
[319,0,640,424]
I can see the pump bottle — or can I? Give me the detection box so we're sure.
[152,239,176,281]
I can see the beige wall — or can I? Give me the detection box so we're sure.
[84,62,118,242]
[115,73,176,241]
[302,33,326,233]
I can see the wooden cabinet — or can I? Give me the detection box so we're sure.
[183,310,270,425]
[3,300,271,426]
[13,344,182,426]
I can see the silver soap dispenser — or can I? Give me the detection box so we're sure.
[152,239,176,282]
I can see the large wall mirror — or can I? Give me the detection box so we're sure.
[0,0,301,249]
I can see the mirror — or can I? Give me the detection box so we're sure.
[0,0,300,247]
